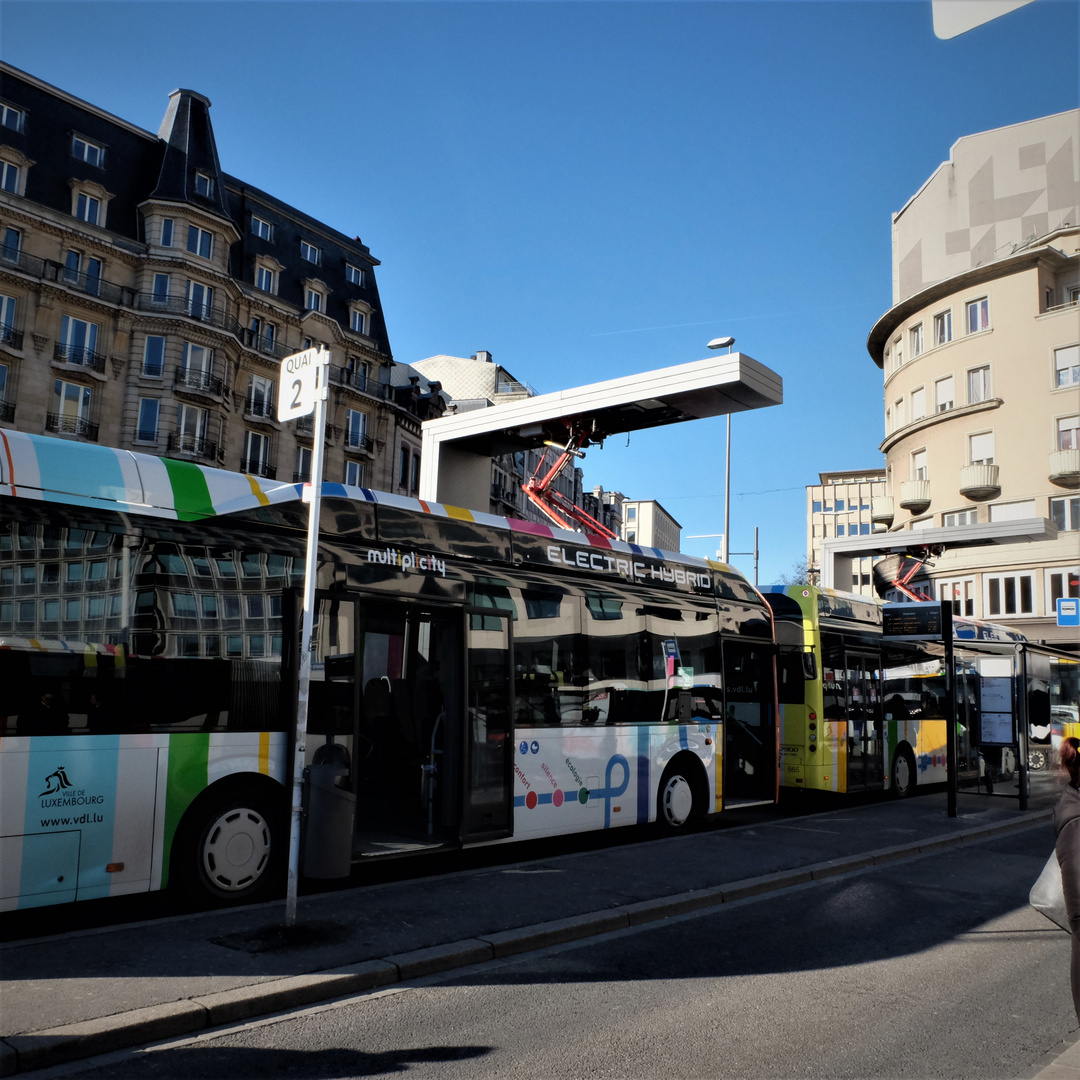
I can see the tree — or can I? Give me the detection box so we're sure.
[777,558,811,586]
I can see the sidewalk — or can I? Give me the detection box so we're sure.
[0,786,1072,1077]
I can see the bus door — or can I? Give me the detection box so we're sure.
[722,639,777,805]
[307,593,464,853]
[463,612,514,840]
[844,651,884,791]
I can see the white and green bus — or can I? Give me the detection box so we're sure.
[2,430,780,911]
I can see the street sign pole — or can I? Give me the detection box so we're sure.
[284,347,329,926]
[941,601,957,819]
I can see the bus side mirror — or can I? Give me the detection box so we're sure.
[802,653,817,681]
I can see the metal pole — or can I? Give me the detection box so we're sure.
[942,601,957,819]
[286,350,329,926]
[722,414,730,564]
[1017,644,1029,811]
[753,525,759,587]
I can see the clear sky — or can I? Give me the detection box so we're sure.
[3,1,1077,582]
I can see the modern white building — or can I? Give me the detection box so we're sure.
[805,469,886,595]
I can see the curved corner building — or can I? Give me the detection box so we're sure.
[864,110,1080,651]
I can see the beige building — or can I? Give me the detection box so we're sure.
[854,110,1080,649]
[805,469,886,595]
[619,498,681,552]
[0,64,442,496]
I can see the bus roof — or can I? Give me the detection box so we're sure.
[0,430,759,603]
[760,584,882,627]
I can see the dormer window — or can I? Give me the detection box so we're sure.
[194,171,213,199]
[76,192,100,224]
[0,161,18,194]
[72,134,105,168]
[346,264,364,286]
[305,287,324,313]
[300,240,321,266]
[251,215,274,242]
[350,308,369,335]
[0,104,24,132]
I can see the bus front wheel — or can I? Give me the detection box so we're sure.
[173,781,286,908]
[891,748,916,799]
[657,758,703,832]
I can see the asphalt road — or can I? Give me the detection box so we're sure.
[49,825,1071,1080]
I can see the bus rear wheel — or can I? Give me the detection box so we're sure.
[891,748,916,799]
[174,782,285,908]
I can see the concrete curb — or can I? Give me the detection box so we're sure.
[0,810,1053,1076]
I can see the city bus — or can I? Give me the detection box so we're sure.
[761,584,1051,798]
[0,430,779,911]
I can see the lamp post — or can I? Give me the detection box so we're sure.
[707,336,735,564]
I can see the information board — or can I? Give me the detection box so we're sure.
[882,601,948,641]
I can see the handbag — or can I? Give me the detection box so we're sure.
[1031,851,1070,931]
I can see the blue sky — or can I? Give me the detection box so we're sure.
[4,1,1077,582]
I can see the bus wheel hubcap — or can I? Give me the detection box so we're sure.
[662,776,693,825]
[203,808,271,891]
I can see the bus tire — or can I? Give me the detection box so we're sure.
[657,756,705,832]
[891,747,916,799]
[172,779,286,908]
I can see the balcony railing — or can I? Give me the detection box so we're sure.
[46,413,99,440]
[167,432,217,460]
[0,399,14,423]
[240,458,277,480]
[241,327,293,361]
[899,480,931,513]
[136,293,241,336]
[293,470,311,484]
[1050,449,1080,489]
[53,342,107,373]
[343,433,374,454]
[174,366,224,398]
[58,265,135,306]
[328,365,373,394]
[243,395,276,420]
[870,497,894,524]
[958,463,1000,501]
[0,322,23,349]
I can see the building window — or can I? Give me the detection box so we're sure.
[943,509,978,527]
[344,409,367,448]
[0,362,9,404]
[59,314,99,362]
[186,280,214,320]
[186,225,214,260]
[242,430,272,473]
[1059,415,1080,451]
[142,335,165,377]
[2,226,20,261]
[72,135,105,167]
[1048,568,1080,609]
[968,366,991,404]
[345,460,364,487]
[177,402,210,444]
[246,374,275,418]
[1055,345,1080,388]
[910,386,926,421]
[160,218,175,247]
[152,272,170,305]
[911,449,927,481]
[399,446,410,486]
[411,454,420,492]
[250,317,277,352]
[255,265,276,293]
[938,578,975,617]
[966,297,990,334]
[136,398,160,442]
[893,397,905,428]
[194,172,214,199]
[0,293,14,341]
[346,264,364,286]
[181,341,214,375]
[969,431,994,465]
[350,309,368,335]
[52,379,92,429]
[627,506,636,520]
[63,249,102,295]
[305,288,323,312]
[0,162,19,194]
[251,216,273,242]
[933,310,952,346]
[75,192,101,225]
[909,324,923,358]
[1046,286,1055,310]
[985,572,1035,617]
[1051,497,1080,531]
[989,499,1036,521]
[935,375,954,413]
[0,103,24,131]
[295,445,312,483]
[894,336,903,367]
[300,240,321,265]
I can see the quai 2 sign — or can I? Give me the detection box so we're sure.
[277,347,329,421]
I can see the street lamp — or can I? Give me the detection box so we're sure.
[707,336,735,563]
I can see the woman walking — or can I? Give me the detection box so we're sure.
[1055,736,1080,1023]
